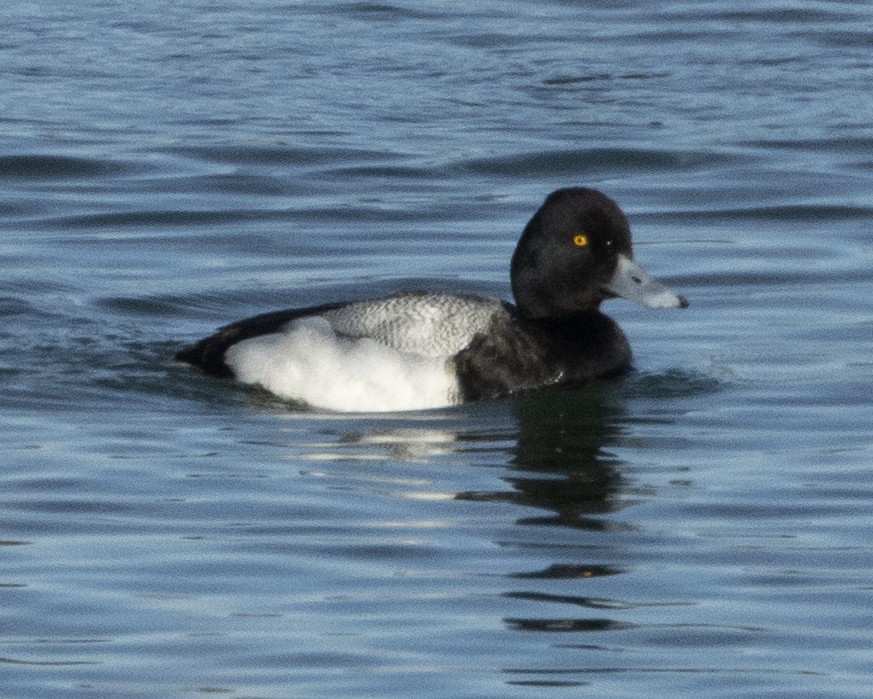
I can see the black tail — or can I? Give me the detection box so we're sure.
[175,333,236,377]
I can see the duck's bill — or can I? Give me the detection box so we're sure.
[603,254,689,309]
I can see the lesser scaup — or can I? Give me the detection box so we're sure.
[176,187,688,412]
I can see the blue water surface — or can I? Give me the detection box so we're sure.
[2,1,872,697]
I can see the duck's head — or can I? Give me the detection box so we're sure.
[510,187,688,318]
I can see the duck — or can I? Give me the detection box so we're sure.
[175,187,688,412]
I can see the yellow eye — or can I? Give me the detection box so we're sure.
[573,234,588,247]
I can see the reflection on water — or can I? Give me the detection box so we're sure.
[305,427,459,463]
[454,385,632,521]
[502,384,637,647]
[289,380,631,530]
[507,384,627,526]
[282,379,658,658]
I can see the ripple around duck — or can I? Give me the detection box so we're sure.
[0,154,136,180]
[161,143,398,168]
[740,136,873,155]
[38,208,287,231]
[636,203,873,224]
[711,7,850,23]
[625,369,723,400]
[148,173,309,197]
[317,163,446,182]
[461,148,742,178]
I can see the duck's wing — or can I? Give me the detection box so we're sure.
[321,291,506,358]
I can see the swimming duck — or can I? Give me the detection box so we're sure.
[176,187,688,412]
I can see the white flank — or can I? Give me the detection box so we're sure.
[224,316,460,412]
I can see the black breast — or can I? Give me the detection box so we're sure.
[452,310,631,402]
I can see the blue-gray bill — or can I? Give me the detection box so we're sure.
[602,254,690,309]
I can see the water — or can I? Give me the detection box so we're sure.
[2,1,872,696]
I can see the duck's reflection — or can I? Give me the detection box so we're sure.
[477,384,646,661]
[286,383,636,656]
[291,380,628,525]
[456,382,628,530]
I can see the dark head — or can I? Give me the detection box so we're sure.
[510,188,688,318]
